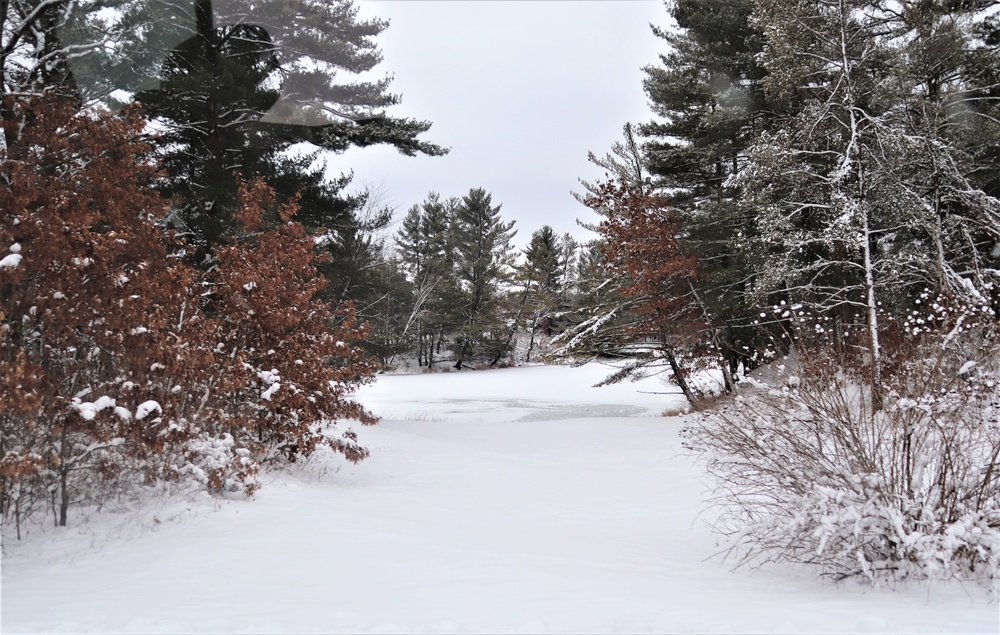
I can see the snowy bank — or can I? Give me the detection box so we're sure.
[2,363,994,633]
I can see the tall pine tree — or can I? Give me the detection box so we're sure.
[395,193,461,367]
[452,188,517,367]
[128,0,447,266]
[640,0,774,373]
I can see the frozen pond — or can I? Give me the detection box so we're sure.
[3,363,995,633]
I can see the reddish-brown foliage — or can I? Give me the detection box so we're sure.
[1,97,377,530]
[204,179,378,463]
[1,98,196,526]
[587,178,701,343]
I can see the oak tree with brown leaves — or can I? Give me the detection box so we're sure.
[204,180,378,464]
[585,177,707,402]
[0,98,203,529]
[1,97,377,532]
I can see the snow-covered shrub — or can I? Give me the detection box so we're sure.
[1,99,377,534]
[683,298,1000,584]
[181,433,259,494]
[203,180,378,465]
[0,99,204,533]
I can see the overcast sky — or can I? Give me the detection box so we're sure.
[330,0,670,247]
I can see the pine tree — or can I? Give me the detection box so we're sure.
[738,0,1000,406]
[557,232,581,301]
[395,193,461,367]
[737,0,903,405]
[639,0,774,373]
[523,226,563,296]
[550,240,630,360]
[967,7,1000,199]
[641,0,767,200]
[886,1,1000,306]
[519,226,565,362]
[360,252,418,366]
[0,0,106,143]
[574,123,651,208]
[128,0,446,260]
[452,188,517,367]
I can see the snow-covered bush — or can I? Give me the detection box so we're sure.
[181,433,258,494]
[683,298,1000,584]
[1,98,376,534]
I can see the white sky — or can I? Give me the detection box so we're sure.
[330,0,670,247]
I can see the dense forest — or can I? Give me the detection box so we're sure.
[622,0,1000,582]
[2,0,999,583]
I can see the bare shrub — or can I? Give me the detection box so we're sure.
[683,297,1000,584]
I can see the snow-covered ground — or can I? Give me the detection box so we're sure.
[2,363,996,633]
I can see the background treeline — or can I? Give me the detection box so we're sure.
[571,0,1000,584]
[358,189,615,370]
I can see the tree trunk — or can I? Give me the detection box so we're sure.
[857,143,883,411]
[863,216,884,411]
[58,465,69,527]
[526,311,539,363]
[665,349,696,404]
[720,358,736,394]
[56,425,69,527]
[491,285,531,366]
[15,487,21,540]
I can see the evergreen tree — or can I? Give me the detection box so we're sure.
[452,188,517,367]
[361,252,418,366]
[641,0,768,200]
[0,0,107,143]
[312,188,422,365]
[967,7,1000,199]
[736,0,1000,406]
[394,193,461,367]
[886,0,1000,307]
[314,185,392,302]
[128,0,446,262]
[737,0,909,405]
[557,232,581,302]
[639,0,774,373]
[550,240,631,360]
[519,225,565,362]
[573,123,651,209]
[523,225,563,296]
